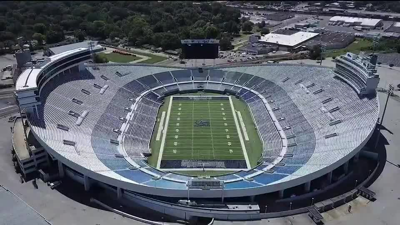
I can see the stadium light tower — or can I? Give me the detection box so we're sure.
[319,30,325,66]
[88,41,96,62]
[372,35,379,55]
[374,84,394,149]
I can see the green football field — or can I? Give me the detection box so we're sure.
[162,97,245,161]
[148,93,264,176]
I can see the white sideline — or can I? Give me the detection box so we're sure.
[236,111,249,141]
[229,96,251,169]
[157,97,173,169]
[156,111,166,141]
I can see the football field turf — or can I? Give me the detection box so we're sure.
[162,96,246,163]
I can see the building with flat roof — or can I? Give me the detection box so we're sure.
[258,31,319,51]
[329,16,383,28]
[45,41,98,56]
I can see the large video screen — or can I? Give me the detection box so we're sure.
[181,39,219,59]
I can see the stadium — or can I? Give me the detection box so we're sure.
[13,45,380,221]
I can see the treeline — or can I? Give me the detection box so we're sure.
[0,1,245,52]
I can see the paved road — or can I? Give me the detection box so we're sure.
[0,117,148,225]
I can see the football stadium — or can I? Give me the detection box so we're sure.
[13,45,380,221]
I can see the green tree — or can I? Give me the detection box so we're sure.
[32,33,45,45]
[160,33,180,50]
[190,27,206,39]
[33,23,47,34]
[242,21,254,33]
[0,41,5,54]
[260,27,270,35]
[74,30,85,42]
[92,20,108,39]
[94,54,109,63]
[46,29,64,44]
[205,25,220,39]
[127,17,150,45]
[220,35,233,51]
[0,31,15,42]
[0,20,6,31]
[224,21,240,34]
[257,20,266,28]
[309,44,322,60]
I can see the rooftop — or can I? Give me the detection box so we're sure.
[330,16,382,27]
[15,48,91,91]
[259,32,319,47]
[49,41,98,55]
[12,117,30,161]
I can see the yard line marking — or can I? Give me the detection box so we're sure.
[192,99,194,159]
[208,99,216,159]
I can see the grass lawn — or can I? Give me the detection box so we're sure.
[147,96,171,167]
[98,52,140,63]
[326,38,373,58]
[126,49,168,64]
[231,96,263,168]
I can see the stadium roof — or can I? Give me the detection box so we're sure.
[329,16,382,27]
[49,41,97,55]
[16,48,89,91]
[258,32,319,47]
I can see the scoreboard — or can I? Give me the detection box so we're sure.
[181,39,219,59]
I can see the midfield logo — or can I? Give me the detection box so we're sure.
[194,120,210,127]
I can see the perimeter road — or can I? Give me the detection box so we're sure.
[157,97,173,169]
[229,96,251,169]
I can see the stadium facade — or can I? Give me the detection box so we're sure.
[14,46,379,220]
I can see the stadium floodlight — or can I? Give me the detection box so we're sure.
[374,84,394,149]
